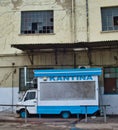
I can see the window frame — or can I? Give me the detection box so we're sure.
[104,67,118,94]
[21,10,54,34]
[101,7,118,31]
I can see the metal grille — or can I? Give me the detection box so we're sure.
[40,81,95,100]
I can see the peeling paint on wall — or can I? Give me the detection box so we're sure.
[11,0,23,9]
[56,0,72,11]
[23,0,56,7]
[0,0,11,7]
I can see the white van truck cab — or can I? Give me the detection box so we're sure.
[16,89,37,118]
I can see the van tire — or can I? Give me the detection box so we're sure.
[61,111,70,119]
[20,109,29,118]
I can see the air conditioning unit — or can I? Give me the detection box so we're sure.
[78,66,90,69]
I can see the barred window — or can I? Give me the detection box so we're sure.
[101,7,118,31]
[21,11,53,34]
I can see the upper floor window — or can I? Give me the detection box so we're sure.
[101,7,118,31]
[21,11,53,34]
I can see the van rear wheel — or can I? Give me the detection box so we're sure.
[61,111,70,119]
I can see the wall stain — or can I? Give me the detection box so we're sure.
[11,0,23,9]
[56,0,72,11]
[0,0,11,7]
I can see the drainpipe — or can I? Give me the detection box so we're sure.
[72,0,77,68]
[24,66,27,87]
[24,66,33,88]
[86,0,89,42]
[86,0,92,65]
[72,0,76,43]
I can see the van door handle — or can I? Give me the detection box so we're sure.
[33,101,37,103]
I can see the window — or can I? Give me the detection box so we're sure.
[113,16,118,25]
[101,7,118,31]
[21,11,53,34]
[24,92,36,101]
[104,67,118,94]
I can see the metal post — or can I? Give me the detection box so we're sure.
[11,72,14,113]
[85,106,88,122]
[12,63,15,113]
[103,106,107,123]
[25,106,27,123]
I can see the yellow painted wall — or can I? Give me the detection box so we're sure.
[88,0,118,41]
[0,0,118,88]
[0,0,73,55]
[1,0,118,54]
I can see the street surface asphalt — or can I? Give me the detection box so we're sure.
[0,112,118,130]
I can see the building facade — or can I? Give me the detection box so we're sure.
[0,0,118,114]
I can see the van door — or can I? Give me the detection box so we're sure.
[23,90,37,114]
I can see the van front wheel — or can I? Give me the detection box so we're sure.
[20,109,29,118]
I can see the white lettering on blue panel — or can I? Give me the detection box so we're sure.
[48,76,93,81]
[87,75,93,80]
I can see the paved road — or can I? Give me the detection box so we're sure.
[0,122,70,130]
[0,112,118,130]
[0,121,118,130]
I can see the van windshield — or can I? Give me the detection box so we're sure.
[24,92,36,101]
